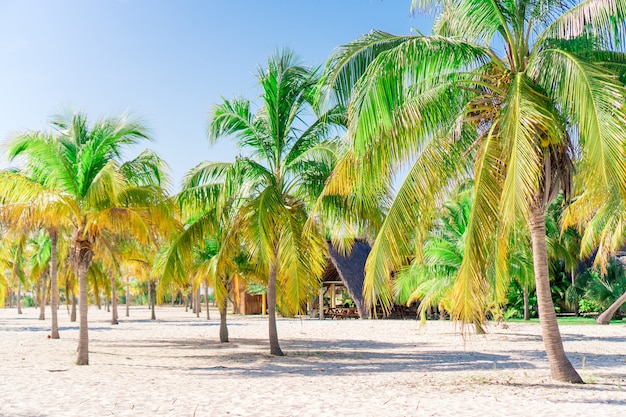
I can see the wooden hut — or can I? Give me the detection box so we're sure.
[232,275,266,315]
[318,241,371,319]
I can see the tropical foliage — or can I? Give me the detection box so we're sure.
[0,111,174,364]
[318,0,626,382]
[166,49,345,355]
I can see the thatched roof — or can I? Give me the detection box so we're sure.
[322,241,371,318]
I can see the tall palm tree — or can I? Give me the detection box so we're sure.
[321,0,626,382]
[0,111,173,365]
[175,49,344,355]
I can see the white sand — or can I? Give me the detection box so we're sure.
[0,306,624,417]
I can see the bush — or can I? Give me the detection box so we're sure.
[23,295,36,307]
[578,299,603,314]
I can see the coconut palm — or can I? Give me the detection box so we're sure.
[564,186,626,323]
[0,234,27,313]
[0,111,173,365]
[395,186,534,321]
[176,49,344,355]
[161,203,238,343]
[321,0,626,382]
[395,188,473,319]
[26,230,51,320]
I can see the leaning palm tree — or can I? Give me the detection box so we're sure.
[0,111,173,365]
[321,0,626,382]
[189,49,344,355]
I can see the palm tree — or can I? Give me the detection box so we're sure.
[0,234,27,314]
[161,209,236,343]
[176,49,344,355]
[564,187,626,323]
[396,186,534,321]
[27,230,51,320]
[395,188,473,319]
[321,0,626,382]
[1,111,173,365]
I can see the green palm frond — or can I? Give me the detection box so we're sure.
[537,0,626,50]
[321,30,416,105]
[499,73,562,226]
[530,49,626,194]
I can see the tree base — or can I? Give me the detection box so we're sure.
[270,346,284,356]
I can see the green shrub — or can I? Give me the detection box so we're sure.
[23,295,36,307]
[578,299,603,314]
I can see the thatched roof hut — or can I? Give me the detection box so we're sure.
[322,241,371,318]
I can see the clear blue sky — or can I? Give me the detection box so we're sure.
[0,0,431,190]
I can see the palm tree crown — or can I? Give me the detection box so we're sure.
[1,111,173,364]
[172,49,345,355]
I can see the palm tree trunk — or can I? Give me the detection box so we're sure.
[596,290,626,325]
[38,272,48,321]
[523,286,530,321]
[17,282,22,315]
[76,251,92,366]
[125,276,130,317]
[195,287,200,318]
[111,276,118,325]
[219,297,228,343]
[205,280,210,320]
[70,293,77,322]
[267,256,283,356]
[529,206,582,383]
[49,229,60,339]
[147,280,152,309]
[150,280,156,320]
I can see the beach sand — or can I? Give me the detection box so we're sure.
[0,306,624,417]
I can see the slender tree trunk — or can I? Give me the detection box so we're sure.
[267,256,283,356]
[38,273,47,320]
[219,296,228,343]
[596,290,626,325]
[147,280,151,309]
[529,206,582,383]
[111,276,118,325]
[17,282,22,315]
[150,280,156,320]
[76,250,92,366]
[195,287,200,318]
[205,280,210,320]
[70,294,77,322]
[49,229,60,339]
[125,276,130,317]
[523,286,530,321]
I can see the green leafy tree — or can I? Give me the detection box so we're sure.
[321,0,626,382]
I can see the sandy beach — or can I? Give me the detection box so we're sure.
[0,306,624,417]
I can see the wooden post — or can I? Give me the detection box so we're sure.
[262,293,267,315]
[319,287,324,320]
[330,284,336,308]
